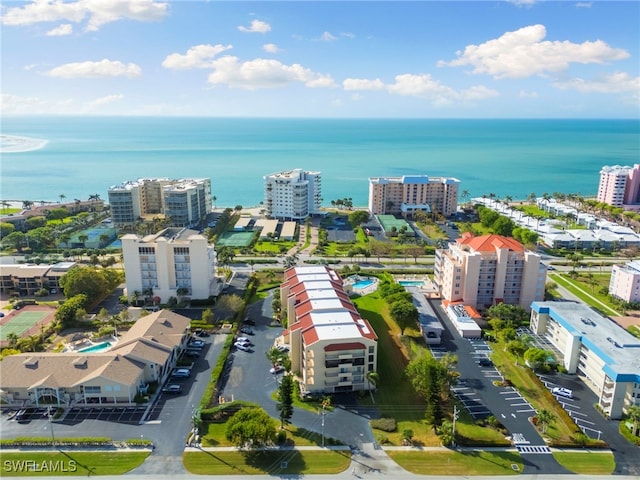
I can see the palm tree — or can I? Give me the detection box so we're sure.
[627,405,640,436]
[536,409,556,434]
[366,371,379,403]
[176,287,189,304]
[22,200,34,210]
[58,194,66,204]
[460,189,470,206]
[6,332,19,349]
[212,195,217,209]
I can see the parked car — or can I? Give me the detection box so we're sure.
[171,368,191,378]
[234,342,251,352]
[188,339,205,348]
[194,329,210,337]
[240,327,254,335]
[236,336,251,344]
[162,384,183,394]
[184,350,200,358]
[276,344,290,353]
[478,358,493,367]
[552,387,573,399]
[270,365,285,375]
[244,318,256,326]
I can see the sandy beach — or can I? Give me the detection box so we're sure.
[0,134,48,153]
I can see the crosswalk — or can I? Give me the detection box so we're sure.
[516,445,552,454]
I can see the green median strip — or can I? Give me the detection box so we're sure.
[385,450,523,475]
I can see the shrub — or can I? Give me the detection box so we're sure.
[370,417,397,432]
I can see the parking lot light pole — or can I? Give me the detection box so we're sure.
[452,405,459,448]
[47,406,56,447]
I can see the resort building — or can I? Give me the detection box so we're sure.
[263,169,322,221]
[0,310,191,408]
[121,227,218,304]
[0,262,76,297]
[368,175,460,218]
[434,233,546,311]
[108,178,212,228]
[530,302,640,420]
[279,266,378,396]
[609,260,640,303]
[597,164,640,211]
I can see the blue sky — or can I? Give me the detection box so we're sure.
[1,1,638,118]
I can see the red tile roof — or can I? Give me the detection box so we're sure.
[457,234,524,253]
[324,342,366,352]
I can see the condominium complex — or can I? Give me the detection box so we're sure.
[121,227,217,304]
[280,266,378,396]
[0,310,191,408]
[434,233,546,311]
[0,262,76,297]
[368,175,460,218]
[530,302,640,420]
[108,178,212,228]
[609,260,640,303]
[597,164,640,210]
[263,169,322,220]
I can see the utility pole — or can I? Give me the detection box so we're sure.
[452,405,459,448]
[47,406,56,447]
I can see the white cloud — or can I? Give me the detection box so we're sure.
[439,24,629,79]
[46,59,142,78]
[576,2,593,8]
[553,71,640,94]
[343,78,385,91]
[0,93,72,114]
[1,0,168,31]
[507,0,538,6]
[262,43,280,54]
[340,32,355,39]
[320,31,337,42]
[46,23,73,36]
[519,90,539,98]
[87,94,125,108]
[162,44,232,70]
[237,19,271,33]
[344,73,498,105]
[207,56,336,90]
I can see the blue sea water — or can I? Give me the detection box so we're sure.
[1,117,638,208]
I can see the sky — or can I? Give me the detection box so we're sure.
[1,0,639,118]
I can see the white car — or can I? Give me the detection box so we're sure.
[552,387,573,399]
[237,337,251,344]
[171,368,191,378]
[234,342,250,352]
[270,365,285,375]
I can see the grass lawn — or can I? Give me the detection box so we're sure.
[386,450,523,475]
[549,273,619,316]
[0,451,150,476]
[183,449,350,475]
[552,451,615,475]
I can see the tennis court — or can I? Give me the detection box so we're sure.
[216,231,255,247]
[0,308,55,342]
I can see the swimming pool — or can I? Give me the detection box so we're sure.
[78,341,112,353]
[398,280,426,287]
[352,279,375,289]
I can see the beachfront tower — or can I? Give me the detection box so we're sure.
[368,175,460,218]
[263,169,322,221]
[108,178,212,228]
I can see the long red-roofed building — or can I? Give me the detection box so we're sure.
[434,233,546,311]
[280,266,378,395]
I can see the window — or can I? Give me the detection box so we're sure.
[84,386,101,394]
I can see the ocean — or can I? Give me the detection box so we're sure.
[1,117,638,208]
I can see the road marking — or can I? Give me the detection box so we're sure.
[504,396,522,400]
[516,408,536,413]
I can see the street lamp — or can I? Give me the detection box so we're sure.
[452,405,459,448]
[47,406,56,447]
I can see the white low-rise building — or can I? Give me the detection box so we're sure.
[264,169,322,220]
[280,266,378,395]
[530,301,640,420]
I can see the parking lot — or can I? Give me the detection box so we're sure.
[61,406,147,424]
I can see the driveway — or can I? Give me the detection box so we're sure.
[219,290,377,448]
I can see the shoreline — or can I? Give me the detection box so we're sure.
[0,134,48,153]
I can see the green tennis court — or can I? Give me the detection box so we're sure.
[216,231,255,247]
[0,310,50,341]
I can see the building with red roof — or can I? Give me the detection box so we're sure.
[434,233,546,311]
[280,266,378,395]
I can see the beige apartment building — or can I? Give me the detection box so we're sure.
[121,227,217,304]
[368,175,460,218]
[531,302,640,420]
[0,310,191,408]
[280,266,378,396]
[434,233,546,311]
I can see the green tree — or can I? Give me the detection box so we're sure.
[59,266,121,306]
[202,308,215,324]
[277,374,294,429]
[54,294,88,329]
[406,355,451,427]
[536,409,556,434]
[524,347,552,371]
[215,294,245,321]
[389,300,418,335]
[626,405,640,436]
[0,222,15,238]
[348,210,370,227]
[225,408,277,449]
[6,332,19,349]
[437,420,455,446]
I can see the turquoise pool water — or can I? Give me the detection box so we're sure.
[398,280,426,287]
[78,341,112,353]
[352,279,374,289]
